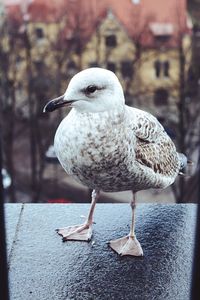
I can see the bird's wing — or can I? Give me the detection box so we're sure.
[131,107,165,142]
[128,107,180,176]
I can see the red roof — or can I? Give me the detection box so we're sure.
[4,0,192,47]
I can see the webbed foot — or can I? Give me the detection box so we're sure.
[56,223,92,242]
[109,235,143,256]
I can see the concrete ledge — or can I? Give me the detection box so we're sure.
[5,204,197,300]
[5,204,23,257]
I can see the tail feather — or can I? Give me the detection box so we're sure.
[178,153,193,177]
[178,153,188,171]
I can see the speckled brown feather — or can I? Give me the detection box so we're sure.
[129,108,180,178]
[54,105,181,194]
[135,138,179,177]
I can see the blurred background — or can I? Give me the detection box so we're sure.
[0,0,199,204]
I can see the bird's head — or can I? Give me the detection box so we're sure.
[43,68,125,114]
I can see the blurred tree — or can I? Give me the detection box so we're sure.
[0,6,55,202]
[19,14,55,202]
[170,5,199,203]
[1,0,199,204]
[0,13,21,202]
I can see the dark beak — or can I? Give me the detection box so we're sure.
[43,95,75,113]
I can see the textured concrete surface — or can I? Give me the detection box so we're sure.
[5,203,197,300]
[5,204,23,257]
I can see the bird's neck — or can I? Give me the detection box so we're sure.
[72,105,125,124]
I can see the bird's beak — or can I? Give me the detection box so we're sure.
[43,95,76,113]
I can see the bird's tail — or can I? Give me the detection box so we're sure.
[178,153,193,176]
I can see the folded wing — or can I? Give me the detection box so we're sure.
[129,108,180,178]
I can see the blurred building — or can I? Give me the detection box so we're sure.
[1,0,192,123]
[0,0,196,204]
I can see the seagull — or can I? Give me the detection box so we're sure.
[43,68,187,256]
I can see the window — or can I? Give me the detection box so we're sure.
[89,62,99,68]
[154,60,170,78]
[121,61,134,78]
[154,60,161,78]
[105,35,117,47]
[154,88,169,105]
[163,61,170,77]
[107,62,116,73]
[35,27,44,39]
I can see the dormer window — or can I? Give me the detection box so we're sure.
[150,23,173,45]
[132,0,140,4]
[105,35,117,47]
[155,35,171,44]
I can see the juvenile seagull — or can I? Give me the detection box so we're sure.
[43,68,186,256]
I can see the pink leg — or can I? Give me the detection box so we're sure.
[57,189,100,242]
[109,193,143,256]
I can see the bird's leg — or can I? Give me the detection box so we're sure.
[109,193,143,256]
[57,189,100,242]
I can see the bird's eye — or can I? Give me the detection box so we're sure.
[85,85,97,94]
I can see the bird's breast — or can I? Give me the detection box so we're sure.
[54,110,136,190]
